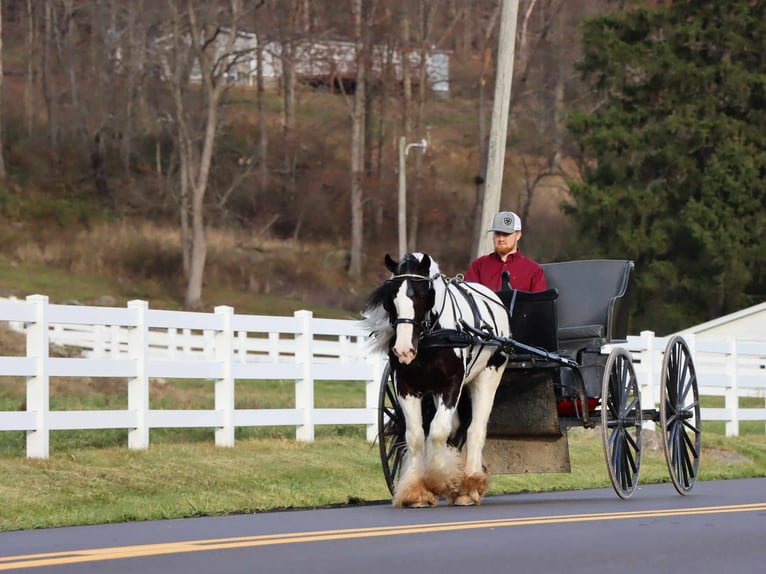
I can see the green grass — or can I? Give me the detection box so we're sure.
[1,251,765,532]
[1,430,764,532]
[1,369,765,531]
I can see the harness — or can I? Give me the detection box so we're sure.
[389,272,503,350]
[388,273,433,328]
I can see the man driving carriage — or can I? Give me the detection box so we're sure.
[464,211,547,292]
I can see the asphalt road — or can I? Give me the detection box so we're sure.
[2,478,765,574]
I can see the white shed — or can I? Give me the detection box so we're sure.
[675,301,766,342]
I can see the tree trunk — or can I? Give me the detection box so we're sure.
[180,0,242,309]
[374,28,394,234]
[278,2,298,214]
[42,1,58,165]
[24,0,37,136]
[178,137,192,278]
[400,3,413,139]
[0,1,6,180]
[121,0,142,181]
[348,0,367,279]
[256,25,268,198]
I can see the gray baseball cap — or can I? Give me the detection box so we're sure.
[488,211,521,233]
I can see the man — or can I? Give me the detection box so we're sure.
[464,210,547,292]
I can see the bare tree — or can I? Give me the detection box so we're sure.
[55,0,120,209]
[348,0,369,278]
[275,0,299,216]
[255,7,268,197]
[159,0,245,308]
[24,0,38,137]
[0,0,6,180]
[41,1,59,165]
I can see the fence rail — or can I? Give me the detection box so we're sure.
[0,296,385,458]
[1,295,765,459]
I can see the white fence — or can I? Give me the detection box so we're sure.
[1,295,765,459]
[0,295,385,459]
[610,333,766,437]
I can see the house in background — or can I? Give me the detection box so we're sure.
[193,29,450,95]
[674,301,766,342]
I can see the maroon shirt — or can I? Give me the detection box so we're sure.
[464,251,547,292]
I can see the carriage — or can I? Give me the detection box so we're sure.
[372,256,701,503]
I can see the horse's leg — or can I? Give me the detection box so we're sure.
[392,394,436,508]
[423,396,462,502]
[455,367,503,506]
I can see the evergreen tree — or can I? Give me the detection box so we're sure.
[567,0,766,333]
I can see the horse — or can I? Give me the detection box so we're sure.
[363,252,510,507]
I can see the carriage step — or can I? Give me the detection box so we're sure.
[483,435,571,474]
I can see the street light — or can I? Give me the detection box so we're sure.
[398,137,428,257]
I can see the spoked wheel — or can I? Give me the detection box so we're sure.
[660,335,701,495]
[377,363,405,495]
[600,347,642,499]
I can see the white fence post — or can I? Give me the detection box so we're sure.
[128,300,149,449]
[640,330,656,431]
[25,294,50,459]
[366,352,384,442]
[294,310,314,441]
[725,338,739,437]
[214,305,235,447]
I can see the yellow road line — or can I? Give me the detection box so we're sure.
[2,502,765,571]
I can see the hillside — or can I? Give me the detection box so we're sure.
[0,84,573,317]
[0,1,581,316]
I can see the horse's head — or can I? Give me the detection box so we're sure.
[382,252,437,365]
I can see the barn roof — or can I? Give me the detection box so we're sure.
[674,301,766,340]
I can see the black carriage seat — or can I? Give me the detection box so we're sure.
[495,273,559,352]
[540,259,634,357]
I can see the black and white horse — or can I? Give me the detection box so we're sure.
[364,253,510,507]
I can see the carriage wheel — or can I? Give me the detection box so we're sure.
[378,363,406,495]
[600,347,642,499]
[660,335,701,495]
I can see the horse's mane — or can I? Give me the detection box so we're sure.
[361,253,441,355]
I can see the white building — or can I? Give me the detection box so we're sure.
[194,29,450,94]
[674,301,766,342]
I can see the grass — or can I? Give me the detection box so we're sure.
[1,351,765,532]
[1,430,764,532]
[1,238,765,532]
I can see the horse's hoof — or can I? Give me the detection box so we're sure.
[408,500,437,508]
[392,486,438,508]
[453,495,475,506]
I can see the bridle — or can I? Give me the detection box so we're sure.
[387,272,435,330]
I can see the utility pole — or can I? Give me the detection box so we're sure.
[476,0,520,257]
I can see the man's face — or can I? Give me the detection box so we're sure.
[493,231,520,256]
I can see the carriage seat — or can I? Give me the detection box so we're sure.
[496,274,559,352]
[540,259,634,356]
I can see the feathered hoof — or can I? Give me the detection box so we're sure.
[392,480,438,508]
[453,494,476,506]
[423,475,461,503]
[454,472,490,506]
